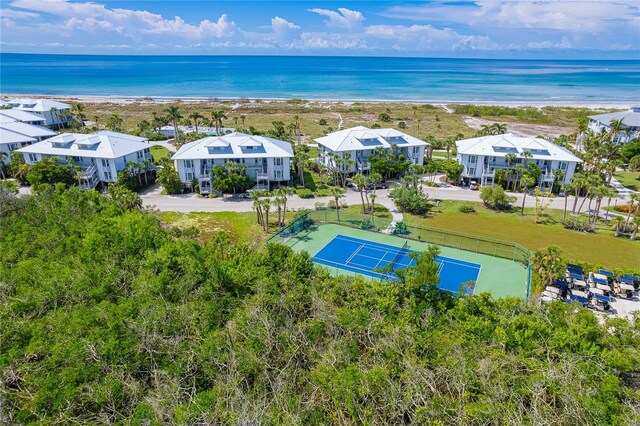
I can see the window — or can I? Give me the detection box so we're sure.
[185,172,194,181]
[559,162,568,170]
[104,171,113,180]
[275,170,283,179]
[101,159,110,167]
[28,153,37,162]
[467,167,476,176]
[412,146,419,154]
[136,151,144,160]
[184,160,194,168]
[274,158,283,166]
[469,155,477,164]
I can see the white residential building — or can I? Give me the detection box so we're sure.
[0,120,56,160]
[171,132,294,194]
[17,131,152,189]
[6,98,72,127]
[315,126,429,174]
[456,134,583,189]
[0,109,47,125]
[588,107,640,144]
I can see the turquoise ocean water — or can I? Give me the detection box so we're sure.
[1,53,639,102]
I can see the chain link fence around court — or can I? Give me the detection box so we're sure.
[268,209,531,268]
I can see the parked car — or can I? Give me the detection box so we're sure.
[469,180,478,190]
[366,181,388,190]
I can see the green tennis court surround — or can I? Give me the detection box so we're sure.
[268,210,531,299]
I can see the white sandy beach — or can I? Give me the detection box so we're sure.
[0,93,633,110]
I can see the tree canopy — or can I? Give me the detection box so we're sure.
[1,187,639,424]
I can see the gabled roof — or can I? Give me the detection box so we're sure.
[7,98,71,113]
[0,109,47,124]
[17,131,149,159]
[315,126,428,152]
[0,128,37,145]
[588,108,640,128]
[0,122,56,139]
[455,133,582,163]
[172,132,294,160]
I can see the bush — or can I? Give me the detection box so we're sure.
[314,201,327,210]
[378,112,391,122]
[563,217,595,233]
[444,160,464,183]
[0,180,18,194]
[319,118,327,125]
[296,188,314,198]
[629,154,640,171]
[480,186,516,210]
[328,199,337,209]
[360,219,374,230]
[398,121,406,129]
[393,221,410,236]
[389,186,432,215]
[459,204,476,213]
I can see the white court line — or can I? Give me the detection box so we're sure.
[440,257,482,270]
[313,256,387,277]
[344,244,365,265]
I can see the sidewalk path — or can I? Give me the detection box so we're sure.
[610,176,638,196]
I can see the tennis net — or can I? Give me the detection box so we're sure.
[386,240,409,275]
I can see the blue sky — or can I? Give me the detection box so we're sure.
[1,1,639,58]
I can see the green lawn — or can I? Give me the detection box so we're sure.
[345,203,392,218]
[150,145,171,162]
[404,200,639,269]
[614,170,640,191]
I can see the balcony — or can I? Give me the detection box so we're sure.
[539,170,555,182]
[256,172,269,181]
[356,155,370,171]
[78,165,99,190]
[481,167,495,178]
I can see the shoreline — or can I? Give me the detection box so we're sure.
[0,93,632,109]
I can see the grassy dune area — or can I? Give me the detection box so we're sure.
[68,98,615,142]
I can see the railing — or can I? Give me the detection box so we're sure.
[256,172,269,180]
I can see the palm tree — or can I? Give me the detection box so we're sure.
[233,116,239,128]
[211,110,227,135]
[444,137,455,160]
[519,175,536,215]
[293,147,309,187]
[603,187,617,224]
[415,118,422,133]
[262,198,271,232]
[560,183,573,222]
[240,115,246,126]
[630,216,640,240]
[141,159,152,186]
[624,194,640,232]
[612,215,626,237]
[188,112,205,133]
[152,112,167,132]
[491,122,507,135]
[292,115,301,144]
[608,118,627,142]
[253,198,264,227]
[274,187,293,227]
[370,193,377,225]
[532,246,566,289]
[353,173,368,213]
[165,106,183,142]
[570,172,587,215]
[72,103,86,128]
[330,187,342,221]
[504,153,518,190]
[0,151,7,179]
[107,113,123,132]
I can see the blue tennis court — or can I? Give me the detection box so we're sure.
[312,234,481,295]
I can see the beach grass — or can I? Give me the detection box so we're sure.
[70,99,615,144]
[404,200,638,268]
[614,170,640,191]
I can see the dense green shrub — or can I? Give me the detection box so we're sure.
[296,188,314,198]
[1,188,639,424]
[480,185,516,210]
[458,203,476,213]
[389,186,432,215]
